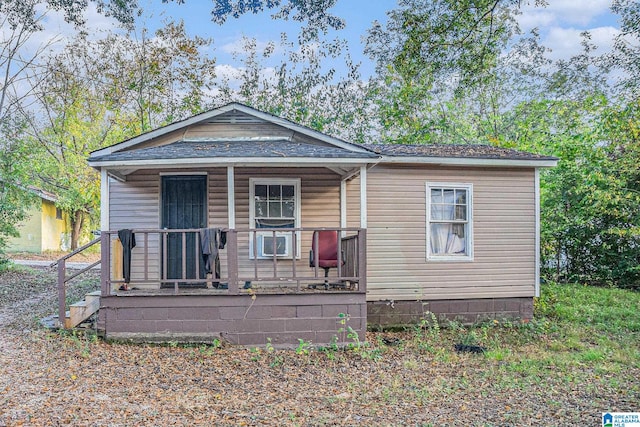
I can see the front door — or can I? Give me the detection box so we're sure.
[161,175,207,285]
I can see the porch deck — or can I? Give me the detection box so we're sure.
[57,227,367,346]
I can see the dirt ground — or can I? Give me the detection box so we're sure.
[0,265,637,426]
[6,250,101,263]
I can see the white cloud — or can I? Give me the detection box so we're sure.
[517,0,612,32]
[14,3,123,60]
[543,26,619,60]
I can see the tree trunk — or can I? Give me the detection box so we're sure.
[70,210,84,251]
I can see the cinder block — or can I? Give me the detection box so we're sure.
[116,309,143,321]
[468,300,492,314]
[271,305,297,318]
[141,307,169,321]
[347,304,362,317]
[210,320,239,334]
[449,301,469,315]
[235,318,285,334]
[426,300,450,315]
[322,304,349,318]
[168,307,220,320]
[181,320,211,333]
[243,305,273,320]
[297,305,322,318]
[154,320,184,333]
[285,318,317,333]
[219,306,248,320]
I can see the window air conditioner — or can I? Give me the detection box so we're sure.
[258,233,290,257]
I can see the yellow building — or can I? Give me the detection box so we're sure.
[6,188,70,253]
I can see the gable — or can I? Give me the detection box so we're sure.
[90,103,371,160]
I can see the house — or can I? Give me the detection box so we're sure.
[7,187,70,253]
[83,102,557,346]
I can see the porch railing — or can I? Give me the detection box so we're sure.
[100,227,366,295]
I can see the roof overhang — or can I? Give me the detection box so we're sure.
[377,156,558,168]
[93,156,379,181]
[90,156,378,169]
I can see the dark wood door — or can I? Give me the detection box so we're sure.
[161,175,207,284]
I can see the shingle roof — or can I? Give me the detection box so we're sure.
[361,143,557,161]
[88,139,379,162]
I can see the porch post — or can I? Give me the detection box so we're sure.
[360,166,367,228]
[226,229,239,294]
[58,259,66,328]
[101,232,111,296]
[535,168,541,298]
[227,166,235,229]
[340,178,347,237]
[358,229,367,293]
[100,168,109,231]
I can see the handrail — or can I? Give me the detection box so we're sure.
[55,237,102,328]
[50,237,102,267]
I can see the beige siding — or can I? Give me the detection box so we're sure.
[366,165,536,301]
[184,123,292,140]
[109,170,160,285]
[107,163,537,300]
[108,167,342,287]
[122,122,339,152]
[345,175,362,228]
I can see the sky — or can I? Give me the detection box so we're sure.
[40,0,622,81]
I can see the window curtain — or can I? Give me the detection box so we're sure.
[430,189,466,255]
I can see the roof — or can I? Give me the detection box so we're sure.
[360,143,558,167]
[362,143,557,161]
[88,102,557,170]
[89,138,378,163]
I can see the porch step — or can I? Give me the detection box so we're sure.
[65,291,100,328]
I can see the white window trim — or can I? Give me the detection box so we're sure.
[249,177,301,259]
[426,182,474,262]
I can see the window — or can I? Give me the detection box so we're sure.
[249,178,301,258]
[426,183,473,261]
[55,207,63,220]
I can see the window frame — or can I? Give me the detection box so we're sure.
[249,177,301,259]
[425,182,474,262]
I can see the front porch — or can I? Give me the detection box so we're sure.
[59,227,367,346]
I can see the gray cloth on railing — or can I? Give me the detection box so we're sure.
[200,228,226,279]
[118,229,136,283]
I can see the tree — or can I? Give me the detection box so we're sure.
[20,60,121,250]
[0,0,140,254]
[609,0,640,98]
[213,33,373,143]
[209,0,344,43]
[363,0,554,145]
[19,22,217,249]
[0,0,139,124]
[0,117,33,264]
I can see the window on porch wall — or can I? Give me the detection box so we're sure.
[249,178,301,259]
[426,183,473,261]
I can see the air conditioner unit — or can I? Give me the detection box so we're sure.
[258,233,291,257]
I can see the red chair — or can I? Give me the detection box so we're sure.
[309,230,342,289]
